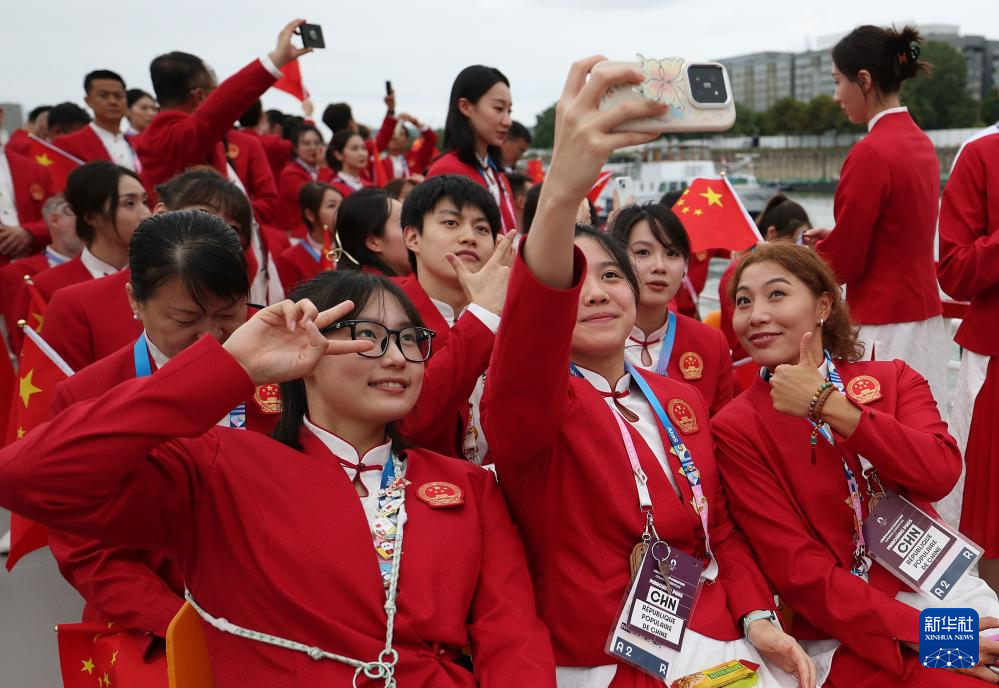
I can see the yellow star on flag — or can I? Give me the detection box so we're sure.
[694,209,704,216]
[675,198,685,206]
[18,369,42,408]
[35,153,54,167]
[81,658,95,674]
[16,427,26,439]
[682,206,691,214]
[111,650,119,666]
[698,186,723,207]
[30,311,44,333]
[102,672,111,687]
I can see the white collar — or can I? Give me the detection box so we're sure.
[80,247,121,278]
[337,171,362,188]
[573,364,631,394]
[89,121,125,142]
[302,416,393,466]
[304,231,323,253]
[629,316,671,344]
[44,246,73,266]
[475,152,490,170]
[867,106,908,132]
[429,297,459,325]
[143,331,171,369]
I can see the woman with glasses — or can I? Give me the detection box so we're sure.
[0,263,556,687]
[278,123,333,235]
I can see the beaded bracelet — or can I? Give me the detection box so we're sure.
[808,382,835,464]
[812,385,836,424]
[808,382,833,421]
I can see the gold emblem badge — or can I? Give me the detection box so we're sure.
[29,183,45,201]
[846,375,882,405]
[227,142,240,160]
[253,383,282,414]
[667,398,700,434]
[679,351,704,380]
[416,481,464,508]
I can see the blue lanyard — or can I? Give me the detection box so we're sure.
[44,247,69,266]
[300,240,321,263]
[654,311,677,377]
[295,158,319,179]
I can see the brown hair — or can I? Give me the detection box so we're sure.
[729,243,865,362]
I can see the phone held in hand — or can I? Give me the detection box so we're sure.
[595,56,736,134]
[298,23,325,49]
[614,176,636,201]
[386,80,393,96]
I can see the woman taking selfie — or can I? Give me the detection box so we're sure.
[713,242,999,687]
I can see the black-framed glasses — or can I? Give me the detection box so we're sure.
[322,320,436,363]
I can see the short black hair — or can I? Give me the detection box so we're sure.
[756,193,811,239]
[298,181,340,232]
[290,123,324,153]
[126,88,153,108]
[28,105,51,122]
[84,69,126,94]
[265,108,285,128]
[609,202,691,262]
[149,51,209,107]
[659,190,683,207]
[273,270,425,450]
[508,120,532,144]
[832,25,930,96]
[322,102,354,134]
[64,161,141,244]
[155,167,254,247]
[443,65,510,168]
[506,172,532,198]
[129,209,248,311]
[576,223,641,300]
[326,129,362,171]
[335,188,398,275]
[238,100,263,129]
[47,101,92,131]
[281,115,304,142]
[401,175,500,272]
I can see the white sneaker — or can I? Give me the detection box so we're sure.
[0,529,10,555]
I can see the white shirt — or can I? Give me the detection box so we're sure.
[303,416,393,524]
[335,171,364,191]
[0,145,20,227]
[79,247,121,279]
[624,321,672,372]
[429,298,500,465]
[89,122,136,171]
[867,105,908,132]
[475,152,502,209]
[44,247,73,268]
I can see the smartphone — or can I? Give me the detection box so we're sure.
[385,80,393,96]
[614,176,636,200]
[298,23,325,49]
[595,57,735,134]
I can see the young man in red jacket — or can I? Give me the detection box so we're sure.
[54,70,139,171]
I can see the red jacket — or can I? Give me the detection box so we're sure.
[427,151,517,233]
[136,59,276,195]
[7,256,92,353]
[275,240,323,295]
[377,117,439,181]
[6,128,31,157]
[41,269,140,372]
[277,160,332,234]
[817,111,942,325]
[53,124,136,165]
[227,129,283,228]
[329,174,373,199]
[482,247,775,668]
[236,128,292,180]
[0,252,49,337]
[713,359,959,681]
[937,126,999,356]
[0,336,555,687]
[3,147,55,261]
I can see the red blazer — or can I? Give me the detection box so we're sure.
[0,336,556,687]
[427,151,516,233]
[53,125,135,165]
[276,241,323,295]
[41,269,139,372]
[481,247,775,668]
[227,129,282,228]
[377,117,439,181]
[277,160,333,234]
[937,127,999,356]
[7,256,92,353]
[136,60,276,195]
[712,359,960,680]
[329,174,373,199]
[394,275,495,459]
[3,147,55,258]
[656,313,734,416]
[6,128,31,157]
[236,128,292,180]
[817,111,942,325]
[0,252,49,336]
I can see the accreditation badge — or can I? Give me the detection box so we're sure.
[863,492,981,601]
[606,539,705,680]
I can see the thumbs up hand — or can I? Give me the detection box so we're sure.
[769,332,827,417]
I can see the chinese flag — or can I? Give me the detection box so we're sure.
[369,140,390,189]
[27,134,83,192]
[672,177,762,254]
[57,622,168,688]
[4,324,74,571]
[24,278,47,334]
[587,169,614,206]
[272,59,309,102]
[526,159,546,184]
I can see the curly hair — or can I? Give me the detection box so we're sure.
[729,243,865,362]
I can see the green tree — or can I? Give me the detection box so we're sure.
[761,97,810,134]
[901,41,979,129]
[981,89,999,125]
[729,102,760,136]
[531,102,557,149]
[804,95,853,134]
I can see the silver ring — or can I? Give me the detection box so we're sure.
[987,663,999,676]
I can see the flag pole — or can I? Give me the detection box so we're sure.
[17,321,75,377]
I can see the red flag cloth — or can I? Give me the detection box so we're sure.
[24,278,48,334]
[369,139,390,188]
[57,622,168,688]
[26,134,83,192]
[272,59,309,102]
[587,170,613,206]
[4,325,74,570]
[526,159,546,184]
[672,176,763,254]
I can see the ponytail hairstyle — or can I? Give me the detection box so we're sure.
[334,188,397,274]
[64,161,141,245]
[325,130,362,172]
[272,270,424,452]
[832,25,931,95]
[443,65,510,168]
[755,193,811,241]
[729,242,864,362]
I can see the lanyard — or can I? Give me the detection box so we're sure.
[300,239,321,263]
[373,456,407,589]
[44,247,69,266]
[477,157,516,232]
[569,362,712,558]
[295,158,319,180]
[133,335,246,429]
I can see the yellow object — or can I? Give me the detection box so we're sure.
[671,659,760,688]
[166,602,214,688]
[703,310,722,330]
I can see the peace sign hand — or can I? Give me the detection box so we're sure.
[769,332,827,417]
[222,299,373,386]
[446,231,518,317]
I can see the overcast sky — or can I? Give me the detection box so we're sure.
[3,0,998,133]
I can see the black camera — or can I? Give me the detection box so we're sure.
[687,64,728,105]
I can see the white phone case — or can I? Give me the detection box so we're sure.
[596,57,736,134]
